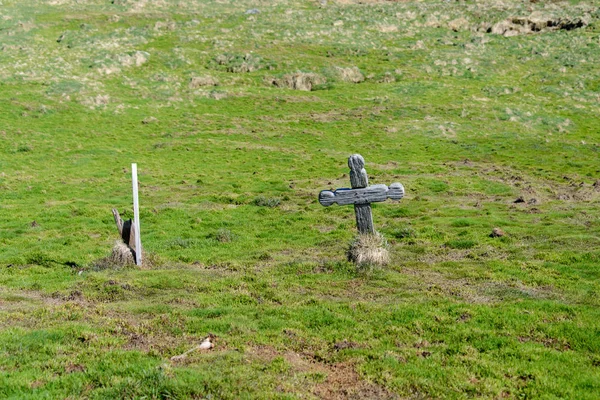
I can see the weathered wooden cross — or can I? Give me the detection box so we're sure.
[319,154,404,234]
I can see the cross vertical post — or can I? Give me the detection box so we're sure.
[348,154,374,234]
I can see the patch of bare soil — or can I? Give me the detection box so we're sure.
[0,288,72,312]
[313,362,398,400]
[65,363,86,374]
[333,339,360,351]
[248,346,398,399]
[517,335,571,352]
[111,315,194,356]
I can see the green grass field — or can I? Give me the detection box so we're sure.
[1,0,599,398]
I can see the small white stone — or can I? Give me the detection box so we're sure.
[199,338,214,350]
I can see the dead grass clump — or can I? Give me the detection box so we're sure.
[118,51,149,67]
[93,241,135,269]
[266,72,326,91]
[347,232,389,269]
[189,76,219,88]
[109,241,135,265]
[335,66,364,83]
[93,242,162,270]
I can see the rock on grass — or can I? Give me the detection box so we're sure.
[491,11,590,36]
[490,228,505,238]
[266,72,326,91]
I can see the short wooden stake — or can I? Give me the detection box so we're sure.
[131,163,142,266]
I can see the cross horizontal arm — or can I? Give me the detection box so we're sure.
[319,182,404,207]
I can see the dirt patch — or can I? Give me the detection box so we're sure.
[517,335,571,352]
[333,339,360,351]
[124,332,149,350]
[313,362,398,399]
[0,288,68,311]
[248,345,397,399]
[66,363,86,374]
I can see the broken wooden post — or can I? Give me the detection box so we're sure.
[111,163,142,265]
[112,208,135,250]
[319,154,404,234]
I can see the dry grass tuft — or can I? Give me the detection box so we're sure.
[335,66,364,83]
[92,241,162,270]
[92,241,135,270]
[109,241,136,266]
[347,232,389,269]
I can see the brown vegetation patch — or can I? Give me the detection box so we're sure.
[116,322,189,356]
[93,241,135,269]
[0,288,67,312]
[66,363,86,374]
[452,161,600,204]
[310,110,345,123]
[269,95,323,104]
[335,66,364,84]
[517,336,571,352]
[402,268,559,304]
[248,345,397,399]
[313,362,398,399]
[491,11,590,36]
[189,76,219,88]
[333,339,360,351]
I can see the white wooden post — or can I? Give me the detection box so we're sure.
[131,163,142,266]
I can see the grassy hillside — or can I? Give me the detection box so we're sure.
[0,0,599,398]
